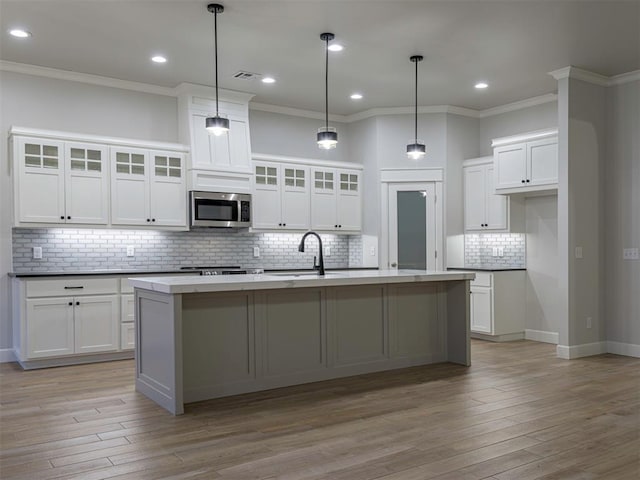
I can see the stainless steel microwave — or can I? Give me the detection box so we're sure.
[189,191,251,228]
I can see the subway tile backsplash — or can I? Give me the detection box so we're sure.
[12,228,353,273]
[464,233,526,269]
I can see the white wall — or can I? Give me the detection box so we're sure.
[605,80,640,348]
[0,71,179,352]
[525,195,560,336]
[478,102,558,156]
[249,110,349,162]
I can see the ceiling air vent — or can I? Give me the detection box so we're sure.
[233,71,261,80]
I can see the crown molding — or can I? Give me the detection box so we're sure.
[175,82,255,104]
[249,102,348,123]
[0,60,175,97]
[609,70,640,86]
[346,105,479,122]
[252,153,363,170]
[549,66,608,86]
[479,93,558,118]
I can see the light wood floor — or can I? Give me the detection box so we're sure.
[1,340,638,480]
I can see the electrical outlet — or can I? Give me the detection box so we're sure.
[498,247,504,257]
[32,246,42,259]
[126,246,135,257]
[575,246,583,259]
[369,246,376,256]
[623,248,639,260]
[586,316,592,329]
[325,246,331,257]
[492,247,498,257]
[253,246,260,258]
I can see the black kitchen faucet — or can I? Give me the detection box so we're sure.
[298,231,325,276]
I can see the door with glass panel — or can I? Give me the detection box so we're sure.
[388,183,437,271]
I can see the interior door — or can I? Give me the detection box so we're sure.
[388,183,437,271]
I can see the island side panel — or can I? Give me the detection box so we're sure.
[135,289,184,415]
[388,283,446,364]
[445,280,471,366]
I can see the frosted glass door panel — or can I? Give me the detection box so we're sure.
[397,191,427,270]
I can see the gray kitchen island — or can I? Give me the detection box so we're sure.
[129,270,474,415]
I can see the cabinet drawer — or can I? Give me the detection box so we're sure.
[470,272,492,288]
[26,278,118,298]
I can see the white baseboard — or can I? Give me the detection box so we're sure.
[0,348,16,363]
[606,341,640,358]
[525,329,559,344]
[471,331,525,342]
[556,341,607,359]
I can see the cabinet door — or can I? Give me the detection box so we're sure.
[121,293,135,323]
[527,138,558,186]
[484,166,508,230]
[16,138,66,224]
[494,143,527,190]
[65,142,109,224]
[337,170,362,231]
[311,168,338,230]
[121,323,135,351]
[470,286,492,334]
[281,166,310,230]
[253,163,282,229]
[228,119,251,171]
[26,297,74,358]
[74,295,119,354]
[149,151,186,227]
[110,147,149,225]
[464,165,486,231]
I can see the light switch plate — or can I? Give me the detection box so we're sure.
[498,247,504,257]
[623,248,639,260]
[253,246,260,258]
[492,247,498,257]
[575,246,583,259]
[369,246,376,256]
[33,246,42,259]
[126,246,135,257]
[325,246,331,257]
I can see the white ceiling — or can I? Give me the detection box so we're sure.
[1,1,638,116]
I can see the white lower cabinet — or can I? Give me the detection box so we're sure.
[14,276,132,367]
[120,293,135,350]
[121,322,136,351]
[469,271,525,341]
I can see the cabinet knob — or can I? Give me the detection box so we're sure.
[278,223,282,226]
[68,302,72,306]
[67,216,71,220]
[521,180,525,183]
[76,301,80,306]
[60,215,65,220]
[152,218,156,222]
[283,223,286,226]
[334,225,338,228]
[339,225,342,228]
[526,179,530,183]
[147,219,151,222]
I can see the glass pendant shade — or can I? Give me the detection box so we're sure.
[317,127,338,150]
[205,115,229,136]
[406,142,426,160]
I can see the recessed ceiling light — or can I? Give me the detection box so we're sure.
[350,93,363,100]
[261,76,276,84]
[151,55,167,63]
[9,28,31,38]
[328,44,343,52]
[475,82,489,89]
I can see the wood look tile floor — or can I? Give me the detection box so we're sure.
[1,340,639,480]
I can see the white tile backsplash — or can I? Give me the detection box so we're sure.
[464,233,526,268]
[12,228,353,273]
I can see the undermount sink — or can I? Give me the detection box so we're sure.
[267,271,345,278]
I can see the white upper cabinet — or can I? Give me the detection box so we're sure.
[492,129,558,194]
[177,84,254,193]
[14,136,108,225]
[111,147,186,227]
[311,168,361,232]
[463,159,508,232]
[253,161,310,230]
[11,127,189,230]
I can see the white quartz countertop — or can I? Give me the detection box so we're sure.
[128,269,475,294]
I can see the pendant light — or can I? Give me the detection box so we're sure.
[205,3,229,136]
[407,55,426,159]
[317,32,338,150]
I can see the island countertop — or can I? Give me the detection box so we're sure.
[129,269,475,294]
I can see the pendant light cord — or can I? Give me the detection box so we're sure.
[414,58,418,143]
[325,36,329,130]
[214,9,220,116]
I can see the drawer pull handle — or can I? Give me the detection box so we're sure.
[64,286,84,289]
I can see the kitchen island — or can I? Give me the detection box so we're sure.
[129,270,474,414]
